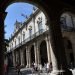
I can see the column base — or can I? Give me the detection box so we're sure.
[26,65,29,68]
[51,69,73,75]
[26,64,31,68]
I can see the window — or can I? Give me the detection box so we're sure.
[23,32,25,40]
[12,43,13,48]
[60,17,67,29]
[18,36,20,44]
[37,17,42,31]
[15,40,16,46]
[29,26,32,37]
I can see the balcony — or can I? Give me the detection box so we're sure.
[61,25,75,32]
[60,17,75,32]
[8,29,46,52]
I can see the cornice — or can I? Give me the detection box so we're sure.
[9,9,40,42]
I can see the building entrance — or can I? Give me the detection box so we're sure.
[40,40,48,66]
[31,45,35,64]
[24,49,27,66]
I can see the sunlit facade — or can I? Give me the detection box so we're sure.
[7,8,75,69]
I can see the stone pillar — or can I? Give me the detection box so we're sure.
[36,42,40,65]
[70,35,75,66]
[0,11,7,75]
[45,35,51,64]
[26,46,31,67]
[15,51,18,64]
[20,49,24,66]
[48,11,72,74]
[34,43,38,65]
[49,39,58,72]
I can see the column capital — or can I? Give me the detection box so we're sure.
[45,36,49,42]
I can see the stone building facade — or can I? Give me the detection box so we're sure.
[7,8,75,69]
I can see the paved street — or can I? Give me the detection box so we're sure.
[7,67,51,75]
[7,67,32,75]
[7,67,75,75]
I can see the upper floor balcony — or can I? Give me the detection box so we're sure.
[8,29,47,52]
[60,17,75,32]
[61,24,75,32]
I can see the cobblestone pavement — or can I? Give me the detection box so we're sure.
[6,67,75,75]
[7,67,51,75]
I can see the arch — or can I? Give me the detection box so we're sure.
[4,1,49,19]
[15,49,21,65]
[63,37,74,68]
[30,45,35,64]
[40,40,48,66]
[1,0,75,74]
[60,12,75,31]
[7,52,13,67]
[24,48,27,66]
[5,1,50,66]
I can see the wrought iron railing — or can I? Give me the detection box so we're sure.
[61,25,75,32]
[8,29,46,52]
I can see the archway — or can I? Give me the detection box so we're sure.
[7,52,13,67]
[40,40,48,66]
[15,50,21,65]
[4,2,49,68]
[60,12,75,32]
[24,49,27,66]
[30,45,35,64]
[63,37,74,68]
[1,0,75,75]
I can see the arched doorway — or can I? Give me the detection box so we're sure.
[24,49,27,66]
[4,1,49,69]
[1,0,74,75]
[40,40,48,66]
[15,50,21,65]
[7,52,13,67]
[63,38,74,68]
[30,45,35,64]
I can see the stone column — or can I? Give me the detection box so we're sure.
[34,42,38,65]
[45,35,51,64]
[36,42,40,65]
[0,11,7,75]
[26,46,31,67]
[49,38,58,72]
[70,35,75,66]
[48,11,72,74]
[20,49,24,66]
[15,51,18,64]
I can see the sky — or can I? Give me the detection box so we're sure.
[4,2,35,39]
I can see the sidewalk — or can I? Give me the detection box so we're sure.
[70,68,75,75]
[7,67,75,75]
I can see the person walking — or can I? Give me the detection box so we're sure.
[49,62,53,72]
[46,62,49,73]
[16,63,22,75]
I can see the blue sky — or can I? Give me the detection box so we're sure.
[4,3,34,39]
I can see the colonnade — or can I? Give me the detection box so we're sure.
[12,35,53,67]
[0,1,74,75]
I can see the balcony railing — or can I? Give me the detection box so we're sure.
[61,25,75,32]
[8,29,46,52]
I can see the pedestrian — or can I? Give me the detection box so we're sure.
[4,64,7,75]
[46,62,49,73]
[38,63,42,73]
[39,64,42,72]
[49,62,52,72]
[31,62,35,73]
[16,63,22,75]
[34,62,38,72]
